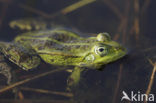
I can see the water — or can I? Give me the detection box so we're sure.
[0,0,156,103]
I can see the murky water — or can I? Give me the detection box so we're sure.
[0,0,156,103]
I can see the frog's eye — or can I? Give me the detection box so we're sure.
[97,32,111,42]
[99,48,104,52]
[94,46,108,56]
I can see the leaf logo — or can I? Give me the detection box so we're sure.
[121,91,130,101]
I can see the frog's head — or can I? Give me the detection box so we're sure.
[83,33,127,69]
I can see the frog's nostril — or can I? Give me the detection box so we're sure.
[121,47,126,51]
[115,47,120,50]
[115,46,127,52]
[115,47,123,51]
[120,47,124,50]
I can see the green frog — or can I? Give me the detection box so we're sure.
[0,20,127,87]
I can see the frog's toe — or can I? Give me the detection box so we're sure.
[66,69,73,73]
[67,76,74,87]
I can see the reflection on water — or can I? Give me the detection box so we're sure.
[0,0,156,103]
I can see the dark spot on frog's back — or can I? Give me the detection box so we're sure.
[45,41,58,47]
[51,59,54,62]
[50,32,77,42]
[51,33,63,41]
[73,45,81,49]
[6,45,14,52]
[38,46,44,50]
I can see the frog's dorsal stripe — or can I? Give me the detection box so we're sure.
[15,36,60,42]
[63,43,91,46]
[18,29,81,38]
[37,51,80,57]
[15,33,84,45]
[16,36,96,46]
[15,36,62,45]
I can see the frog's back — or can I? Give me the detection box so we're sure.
[15,29,82,43]
[14,29,96,66]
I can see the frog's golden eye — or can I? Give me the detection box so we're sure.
[94,46,108,56]
[97,32,111,42]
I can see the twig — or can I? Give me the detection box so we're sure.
[61,0,96,14]
[113,33,120,41]
[112,64,123,103]
[19,0,96,19]
[19,3,55,19]
[121,18,128,44]
[113,0,130,42]
[113,18,126,41]
[148,59,155,66]
[18,91,24,100]
[0,68,65,93]
[141,0,151,15]
[144,60,156,103]
[101,0,123,20]
[0,2,10,28]
[122,0,130,44]
[142,46,156,52]
[20,87,73,98]
[134,0,140,40]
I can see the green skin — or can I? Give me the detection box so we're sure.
[0,28,127,86]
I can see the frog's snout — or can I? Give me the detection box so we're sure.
[115,46,127,55]
[115,46,125,51]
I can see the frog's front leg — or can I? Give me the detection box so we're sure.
[0,56,20,99]
[0,54,12,84]
[67,66,84,88]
